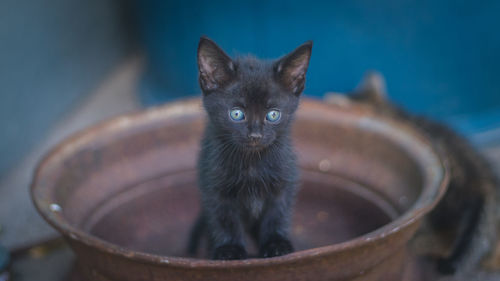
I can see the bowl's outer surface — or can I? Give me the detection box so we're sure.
[31,98,448,281]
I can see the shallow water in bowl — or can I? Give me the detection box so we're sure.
[84,170,397,258]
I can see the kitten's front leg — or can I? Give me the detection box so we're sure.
[206,200,247,260]
[257,194,294,258]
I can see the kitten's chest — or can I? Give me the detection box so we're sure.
[241,195,265,219]
[201,137,296,196]
[243,164,266,180]
[216,152,284,199]
[237,157,278,185]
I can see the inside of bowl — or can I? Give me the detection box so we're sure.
[38,103,430,258]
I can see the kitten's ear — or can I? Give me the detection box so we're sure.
[198,37,236,93]
[274,41,312,96]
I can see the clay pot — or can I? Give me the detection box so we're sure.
[31,98,448,281]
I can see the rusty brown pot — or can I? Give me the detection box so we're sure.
[31,98,448,281]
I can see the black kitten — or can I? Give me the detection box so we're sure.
[188,37,312,260]
[341,73,499,275]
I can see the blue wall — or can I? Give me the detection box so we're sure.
[137,0,500,134]
[0,0,134,179]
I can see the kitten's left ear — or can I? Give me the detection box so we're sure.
[275,41,313,96]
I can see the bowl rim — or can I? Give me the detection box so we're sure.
[30,97,449,269]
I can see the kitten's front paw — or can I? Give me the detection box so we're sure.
[213,244,247,260]
[260,236,294,258]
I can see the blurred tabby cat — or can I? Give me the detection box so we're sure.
[333,73,500,275]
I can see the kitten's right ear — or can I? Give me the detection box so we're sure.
[197,37,236,93]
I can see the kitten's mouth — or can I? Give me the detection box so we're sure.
[247,142,266,150]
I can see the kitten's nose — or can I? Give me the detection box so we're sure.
[248,132,262,144]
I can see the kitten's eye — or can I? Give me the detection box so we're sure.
[266,110,281,122]
[229,108,245,121]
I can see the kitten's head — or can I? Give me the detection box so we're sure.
[197,37,312,150]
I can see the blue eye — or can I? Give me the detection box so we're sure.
[266,110,281,122]
[229,108,245,121]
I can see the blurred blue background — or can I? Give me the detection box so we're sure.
[136,0,500,134]
[1,0,500,181]
[0,0,136,181]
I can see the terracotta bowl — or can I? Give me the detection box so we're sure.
[31,98,448,281]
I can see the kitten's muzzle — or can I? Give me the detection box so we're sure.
[248,133,263,146]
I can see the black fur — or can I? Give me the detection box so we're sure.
[188,37,312,260]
